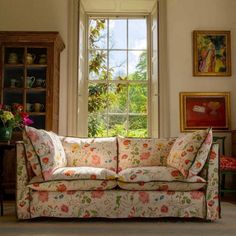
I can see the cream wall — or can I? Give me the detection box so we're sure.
[0,0,68,135]
[166,0,236,153]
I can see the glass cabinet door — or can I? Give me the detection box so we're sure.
[2,46,48,129]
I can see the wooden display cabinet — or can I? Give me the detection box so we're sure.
[0,31,65,133]
[0,32,65,194]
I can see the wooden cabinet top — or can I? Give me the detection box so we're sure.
[0,31,65,51]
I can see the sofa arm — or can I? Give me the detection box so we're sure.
[16,141,31,219]
[205,143,220,220]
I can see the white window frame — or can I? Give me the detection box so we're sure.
[67,0,164,138]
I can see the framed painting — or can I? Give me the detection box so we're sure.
[193,30,231,76]
[180,92,231,132]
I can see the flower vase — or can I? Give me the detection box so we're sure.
[0,126,13,141]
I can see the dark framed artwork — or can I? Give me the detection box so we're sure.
[193,30,231,76]
[180,92,231,132]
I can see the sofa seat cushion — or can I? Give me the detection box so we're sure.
[50,167,117,181]
[118,166,205,182]
[118,166,206,191]
[61,137,117,172]
[118,180,206,191]
[118,136,176,171]
[28,176,117,191]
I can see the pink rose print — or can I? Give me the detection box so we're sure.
[38,191,48,203]
[171,169,180,177]
[56,184,67,192]
[42,157,49,164]
[161,205,168,213]
[92,155,101,165]
[61,204,69,213]
[140,152,150,160]
[90,174,97,180]
[190,191,203,200]
[208,200,215,207]
[210,151,216,160]
[187,145,194,152]
[139,191,149,204]
[121,154,128,159]
[143,143,148,148]
[91,191,104,199]
[64,170,76,176]
[123,140,131,146]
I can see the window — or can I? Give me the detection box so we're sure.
[88,17,148,137]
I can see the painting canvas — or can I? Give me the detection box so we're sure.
[180,92,231,132]
[193,31,231,76]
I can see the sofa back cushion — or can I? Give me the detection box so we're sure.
[25,126,67,181]
[117,136,176,172]
[61,137,118,172]
[167,129,209,178]
[188,128,213,177]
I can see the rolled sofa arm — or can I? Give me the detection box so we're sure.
[206,143,220,220]
[16,141,31,219]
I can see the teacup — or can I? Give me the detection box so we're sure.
[10,79,17,88]
[35,78,46,88]
[34,103,44,112]
[8,53,18,64]
[27,76,35,88]
[26,103,33,112]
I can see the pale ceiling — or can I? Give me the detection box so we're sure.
[81,0,157,13]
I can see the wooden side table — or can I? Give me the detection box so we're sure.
[0,141,15,216]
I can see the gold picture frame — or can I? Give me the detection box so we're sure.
[193,30,231,76]
[180,92,231,132]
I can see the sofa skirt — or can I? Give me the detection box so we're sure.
[24,190,206,219]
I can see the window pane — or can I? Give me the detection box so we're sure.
[109,51,127,79]
[89,19,107,49]
[108,115,127,136]
[128,51,147,80]
[88,114,107,137]
[108,83,128,113]
[88,82,108,113]
[109,19,127,49]
[129,84,148,113]
[128,19,147,49]
[128,115,147,137]
[89,50,107,80]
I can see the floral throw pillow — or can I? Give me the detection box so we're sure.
[188,128,213,178]
[167,129,209,178]
[22,130,42,176]
[25,126,67,181]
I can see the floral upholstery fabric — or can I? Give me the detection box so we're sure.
[29,190,205,219]
[119,166,185,182]
[28,177,117,191]
[188,128,213,178]
[220,156,236,170]
[61,137,117,172]
[118,136,176,171]
[167,129,209,177]
[25,126,67,181]
[50,167,117,180]
[22,130,42,176]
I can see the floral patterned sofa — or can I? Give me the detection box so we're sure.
[16,127,220,220]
